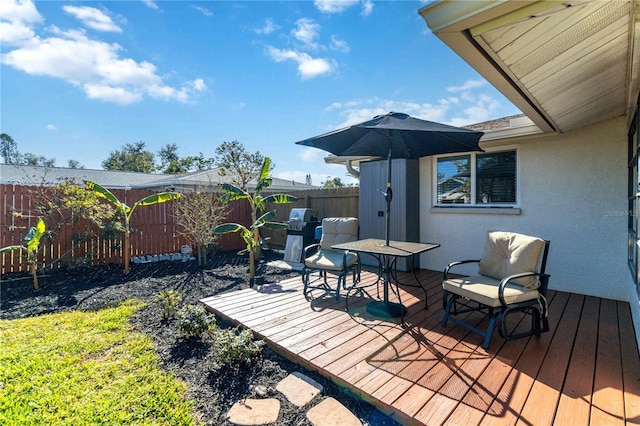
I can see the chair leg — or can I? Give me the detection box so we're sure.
[442,291,454,327]
[481,313,499,349]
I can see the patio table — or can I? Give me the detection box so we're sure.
[331,238,439,326]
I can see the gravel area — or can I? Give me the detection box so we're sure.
[1,250,401,425]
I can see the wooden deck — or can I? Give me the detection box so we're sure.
[200,269,640,425]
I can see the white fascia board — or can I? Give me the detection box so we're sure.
[478,122,544,144]
[418,1,529,32]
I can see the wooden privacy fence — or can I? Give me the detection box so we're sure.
[263,187,359,250]
[0,184,358,274]
[0,184,248,275]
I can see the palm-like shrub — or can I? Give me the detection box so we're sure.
[214,157,297,286]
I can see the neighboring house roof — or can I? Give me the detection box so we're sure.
[419,1,637,134]
[0,164,173,189]
[0,164,319,192]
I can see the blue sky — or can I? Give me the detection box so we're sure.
[1,0,520,185]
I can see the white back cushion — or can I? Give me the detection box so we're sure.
[478,231,545,288]
[319,217,358,249]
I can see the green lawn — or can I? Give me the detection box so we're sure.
[0,300,194,425]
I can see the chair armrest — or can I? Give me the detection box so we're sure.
[342,250,359,269]
[498,272,551,307]
[303,243,320,259]
[443,259,480,280]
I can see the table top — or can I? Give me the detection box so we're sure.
[331,238,440,257]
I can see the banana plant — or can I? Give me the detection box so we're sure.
[84,181,181,274]
[214,157,296,286]
[1,217,46,289]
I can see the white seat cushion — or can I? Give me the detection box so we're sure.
[443,275,540,308]
[477,231,545,289]
[304,249,359,272]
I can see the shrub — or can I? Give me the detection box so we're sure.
[211,327,265,366]
[155,290,183,320]
[177,304,216,337]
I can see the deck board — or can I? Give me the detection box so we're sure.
[200,269,640,425]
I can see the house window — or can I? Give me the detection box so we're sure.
[436,150,517,206]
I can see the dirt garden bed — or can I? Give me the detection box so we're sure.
[1,250,400,425]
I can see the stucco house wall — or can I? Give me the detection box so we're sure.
[418,116,632,302]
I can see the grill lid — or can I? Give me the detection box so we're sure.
[288,208,318,230]
[288,208,317,223]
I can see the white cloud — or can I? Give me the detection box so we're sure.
[63,6,122,33]
[292,18,320,49]
[323,86,503,129]
[299,147,323,162]
[361,0,373,16]
[446,79,486,92]
[265,46,335,79]
[253,19,279,35]
[84,83,142,104]
[46,124,57,131]
[2,23,205,104]
[232,101,246,111]
[330,35,349,53]
[314,0,359,14]
[191,78,206,91]
[193,6,212,17]
[141,0,159,10]
[0,0,42,45]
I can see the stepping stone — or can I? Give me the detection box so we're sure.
[276,372,323,407]
[306,397,362,426]
[226,398,280,426]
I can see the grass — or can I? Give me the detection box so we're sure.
[0,300,194,425]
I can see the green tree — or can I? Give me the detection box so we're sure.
[40,179,117,266]
[214,141,269,190]
[158,144,214,174]
[322,177,345,188]
[0,133,18,164]
[102,142,156,173]
[214,158,296,286]
[22,153,55,167]
[84,181,181,274]
[68,159,84,169]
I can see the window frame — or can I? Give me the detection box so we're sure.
[433,147,520,208]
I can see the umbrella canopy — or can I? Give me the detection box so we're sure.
[295,112,484,159]
[295,112,484,245]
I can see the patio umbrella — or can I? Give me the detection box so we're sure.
[295,112,484,245]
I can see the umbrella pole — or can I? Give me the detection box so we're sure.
[384,145,392,246]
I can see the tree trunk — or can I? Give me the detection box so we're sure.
[123,230,130,274]
[249,249,255,288]
[31,262,39,289]
[198,243,206,266]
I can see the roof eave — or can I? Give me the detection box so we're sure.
[419,1,558,134]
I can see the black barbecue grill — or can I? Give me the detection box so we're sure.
[284,208,320,263]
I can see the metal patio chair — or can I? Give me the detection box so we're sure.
[442,231,551,349]
[302,217,360,300]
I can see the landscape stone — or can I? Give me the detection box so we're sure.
[306,397,363,426]
[275,372,323,407]
[226,398,281,426]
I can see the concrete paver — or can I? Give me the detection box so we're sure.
[276,372,324,407]
[306,397,363,426]
[226,398,281,425]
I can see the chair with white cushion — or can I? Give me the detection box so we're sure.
[442,231,551,349]
[302,217,360,300]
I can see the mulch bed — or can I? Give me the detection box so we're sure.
[1,250,400,425]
